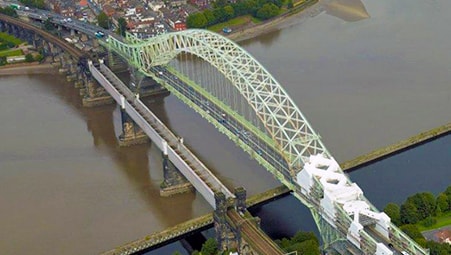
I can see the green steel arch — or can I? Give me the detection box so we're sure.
[106,29,329,173]
[104,30,429,255]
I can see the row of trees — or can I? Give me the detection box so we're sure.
[187,0,290,29]
[173,231,320,255]
[384,186,451,226]
[383,185,451,255]
[276,231,320,255]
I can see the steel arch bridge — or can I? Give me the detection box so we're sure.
[104,30,428,255]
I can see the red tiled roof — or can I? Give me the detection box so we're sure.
[79,0,88,7]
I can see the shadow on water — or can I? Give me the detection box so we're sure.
[30,73,197,228]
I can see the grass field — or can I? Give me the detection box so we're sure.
[208,15,260,33]
[418,212,451,232]
[0,48,23,57]
[0,32,22,46]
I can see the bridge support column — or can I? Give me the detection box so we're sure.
[160,141,193,197]
[118,108,149,146]
[66,59,78,82]
[82,77,114,107]
[106,50,128,72]
[129,66,168,98]
[214,192,239,252]
[234,187,247,214]
[73,70,85,89]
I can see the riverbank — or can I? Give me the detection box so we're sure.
[0,62,55,75]
[227,0,320,43]
[341,122,451,171]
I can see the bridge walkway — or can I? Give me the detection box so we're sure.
[89,61,234,208]
[227,210,286,255]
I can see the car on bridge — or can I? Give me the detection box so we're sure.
[95,31,105,38]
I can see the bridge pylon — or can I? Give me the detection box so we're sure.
[160,140,194,196]
[128,65,168,99]
[117,105,149,147]
[214,191,239,252]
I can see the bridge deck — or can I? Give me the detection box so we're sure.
[227,210,285,255]
[89,62,234,208]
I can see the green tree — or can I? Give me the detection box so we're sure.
[436,193,449,213]
[287,0,294,9]
[407,192,436,219]
[256,3,279,20]
[117,17,127,37]
[200,238,217,255]
[0,56,7,66]
[172,251,182,255]
[34,53,44,62]
[400,224,425,244]
[384,203,401,225]
[214,0,228,8]
[268,0,283,8]
[25,53,34,62]
[186,12,207,28]
[223,5,235,20]
[291,231,318,245]
[213,7,228,23]
[203,9,217,26]
[445,185,451,210]
[231,1,248,16]
[425,240,451,255]
[286,239,320,255]
[97,11,110,29]
[401,200,420,224]
[44,18,54,31]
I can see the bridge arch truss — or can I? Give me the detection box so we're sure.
[105,30,428,255]
[107,30,328,174]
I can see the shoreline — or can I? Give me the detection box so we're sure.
[0,62,56,75]
[341,122,451,171]
[227,0,320,43]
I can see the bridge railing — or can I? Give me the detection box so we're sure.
[89,61,234,207]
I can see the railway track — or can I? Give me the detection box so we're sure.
[227,210,285,255]
[0,14,85,59]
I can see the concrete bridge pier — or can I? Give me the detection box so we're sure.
[82,77,114,107]
[78,72,90,96]
[66,58,79,82]
[117,107,149,146]
[160,140,194,196]
[106,50,128,73]
[129,66,168,98]
[73,69,85,89]
[57,52,70,74]
[48,43,62,67]
[32,33,41,52]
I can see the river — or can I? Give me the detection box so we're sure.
[0,0,450,254]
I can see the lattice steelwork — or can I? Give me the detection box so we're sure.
[104,30,429,255]
[106,30,326,174]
